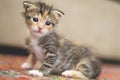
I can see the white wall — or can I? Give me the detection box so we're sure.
[0,0,120,60]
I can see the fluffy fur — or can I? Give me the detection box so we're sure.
[21,1,101,80]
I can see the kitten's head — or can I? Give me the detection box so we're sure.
[22,1,64,37]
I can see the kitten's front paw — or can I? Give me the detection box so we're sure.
[28,70,43,77]
[21,62,32,69]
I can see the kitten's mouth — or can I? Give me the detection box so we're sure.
[33,28,42,34]
[34,31,42,34]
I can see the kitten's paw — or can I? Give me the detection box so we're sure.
[61,70,73,78]
[21,63,32,69]
[28,70,43,77]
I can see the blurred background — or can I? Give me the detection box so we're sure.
[0,0,120,61]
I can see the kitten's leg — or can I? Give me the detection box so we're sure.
[76,58,101,79]
[21,37,36,69]
[62,70,89,79]
[40,52,57,75]
[21,54,37,69]
[62,58,101,79]
[33,60,42,69]
[28,52,57,76]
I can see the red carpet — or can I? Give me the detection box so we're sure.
[0,54,120,80]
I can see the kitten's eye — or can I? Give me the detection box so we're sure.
[45,21,52,26]
[33,17,39,22]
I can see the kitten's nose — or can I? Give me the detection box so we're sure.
[38,27,42,32]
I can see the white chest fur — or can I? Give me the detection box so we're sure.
[30,37,44,60]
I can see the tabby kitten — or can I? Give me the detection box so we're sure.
[21,1,101,79]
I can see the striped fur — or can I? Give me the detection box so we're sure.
[22,1,101,79]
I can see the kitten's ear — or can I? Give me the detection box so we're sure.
[23,1,37,11]
[53,9,64,20]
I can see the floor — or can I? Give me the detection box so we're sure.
[0,53,120,80]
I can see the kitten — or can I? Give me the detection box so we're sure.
[21,1,101,80]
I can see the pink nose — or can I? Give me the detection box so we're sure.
[38,27,42,32]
